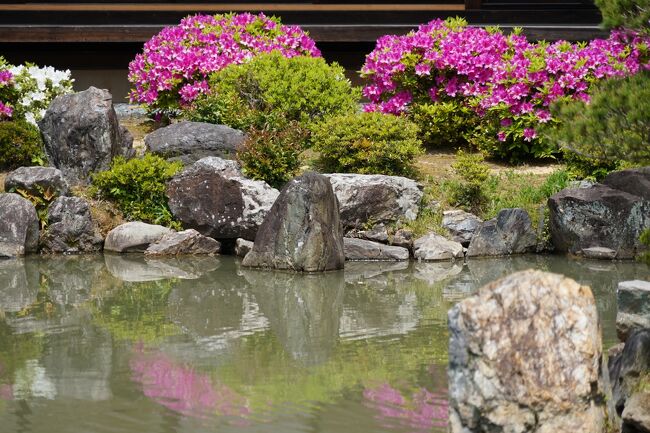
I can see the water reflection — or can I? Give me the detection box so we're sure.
[0,254,645,433]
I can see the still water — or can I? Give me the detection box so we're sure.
[0,254,646,433]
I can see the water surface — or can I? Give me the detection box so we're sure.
[0,254,646,433]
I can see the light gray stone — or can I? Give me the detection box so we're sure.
[4,166,69,198]
[413,232,464,261]
[582,246,617,260]
[442,209,482,246]
[358,223,389,243]
[449,270,607,433]
[235,238,254,258]
[343,238,409,261]
[104,222,173,253]
[467,208,537,257]
[0,193,39,257]
[144,229,220,256]
[617,280,650,342]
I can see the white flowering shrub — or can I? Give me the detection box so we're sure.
[0,57,74,125]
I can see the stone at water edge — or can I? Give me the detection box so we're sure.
[466,208,537,257]
[413,232,464,261]
[145,121,245,164]
[343,238,409,261]
[616,280,650,342]
[144,229,221,256]
[582,246,617,260]
[622,392,650,433]
[38,86,134,185]
[242,172,345,272]
[442,209,482,246]
[609,329,650,416]
[235,238,254,258]
[40,196,103,253]
[449,270,607,433]
[0,193,39,257]
[4,166,69,198]
[104,222,173,253]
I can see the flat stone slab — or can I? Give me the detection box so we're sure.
[104,222,173,253]
[343,238,409,261]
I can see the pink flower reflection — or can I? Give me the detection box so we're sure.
[130,348,249,420]
[364,383,448,431]
[0,384,13,400]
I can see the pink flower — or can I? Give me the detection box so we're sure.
[497,131,507,142]
[523,128,537,141]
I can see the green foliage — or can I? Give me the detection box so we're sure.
[312,112,423,177]
[9,185,58,229]
[640,228,650,265]
[446,150,490,214]
[186,52,360,134]
[237,122,308,189]
[0,120,45,170]
[561,150,624,181]
[91,154,183,229]
[410,101,477,148]
[595,0,650,32]
[545,73,650,169]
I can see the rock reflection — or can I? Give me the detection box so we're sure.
[0,259,38,313]
[105,254,220,282]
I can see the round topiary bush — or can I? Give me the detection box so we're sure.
[0,120,45,170]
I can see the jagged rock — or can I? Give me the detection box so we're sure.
[358,224,389,243]
[4,166,69,198]
[242,172,344,272]
[391,228,414,250]
[449,270,607,433]
[145,121,245,164]
[38,86,134,185]
[467,208,537,257]
[622,392,650,433]
[40,197,103,253]
[144,229,220,256]
[104,222,173,253]
[616,280,650,342]
[582,246,617,260]
[235,238,254,258]
[167,157,278,241]
[325,174,422,229]
[603,166,650,201]
[0,193,39,257]
[413,232,464,261]
[442,209,482,246]
[609,329,650,416]
[548,182,650,259]
[343,238,409,261]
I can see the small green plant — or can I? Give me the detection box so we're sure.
[446,150,490,214]
[186,52,360,134]
[410,101,477,148]
[0,120,45,170]
[237,122,309,189]
[312,112,423,176]
[640,229,650,265]
[91,154,183,229]
[9,185,57,229]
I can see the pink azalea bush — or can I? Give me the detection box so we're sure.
[361,17,650,160]
[128,13,321,114]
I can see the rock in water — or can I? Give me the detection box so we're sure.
[145,121,245,164]
[616,280,650,342]
[609,329,650,416]
[413,232,464,261]
[467,208,537,257]
[324,174,422,229]
[40,197,103,253]
[0,193,39,257]
[38,86,134,185]
[4,166,69,198]
[104,222,173,253]
[448,270,607,433]
[343,238,409,261]
[242,172,344,272]
[167,157,279,241]
[144,229,220,256]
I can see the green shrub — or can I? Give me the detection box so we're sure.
[544,72,650,169]
[186,52,360,134]
[561,150,624,181]
[0,120,45,170]
[595,0,650,32]
[91,154,182,229]
[312,112,423,177]
[640,228,650,265]
[446,150,490,214]
[410,101,477,148]
[237,123,308,189]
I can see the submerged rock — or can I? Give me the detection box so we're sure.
[145,121,245,164]
[343,238,409,261]
[413,232,464,261]
[442,209,482,246]
[167,157,278,241]
[616,280,650,342]
[325,173,422,229]
[39,86,134,185]
[145,229,220,256]
[467,208,536,257]
[4,166,69,198]
[449,270,607,433]
[0,193,39,257]
[40,196,103,253]
[242,172,344,272]
[104,222,173,253]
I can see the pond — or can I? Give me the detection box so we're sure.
[0,255,646,433]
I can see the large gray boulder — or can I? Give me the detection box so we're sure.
[449,270,607,433]
[413,232,464,261]
[0,193,39,257]
[603,166,650,201]
[242,172,345,272]
[4,166,69,198]
[442,209,482,246]
[104,222,173,253]
[324,174,422,229]
[343,238,409,261]
[144,229,220,256]
[467,208,537,257]
[609,329,650,418]
[38,86,134,185]
[145,121,245,164]
[40,197,103,253]
[617,280,650,342]
[167,157,279,241]
[548,181,650,259]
